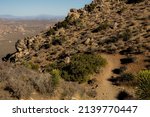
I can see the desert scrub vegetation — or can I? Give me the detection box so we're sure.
[85,3,96,12]
[118,29,132,41]
[3,78,33,99]
[29,69,61,95]
[55,20,69,29]
[52,36,66,46]
[136,70,150,99]
[0,62,63,99]
[50,69,61,88]
[22,61,39,71]
[45,28,55,37]
[46,54,107,83]
[40,42,51,49]
[60,54,107,83]
[30,75,54,95]
[92,21,110,33]
[73,19,85,29]
[0,62,46,99]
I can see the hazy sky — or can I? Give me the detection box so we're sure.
[0,0,92,16]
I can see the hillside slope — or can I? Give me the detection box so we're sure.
[1,0,150,100]
[4,0,149,64]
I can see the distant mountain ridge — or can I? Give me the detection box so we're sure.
[0,14,65,20]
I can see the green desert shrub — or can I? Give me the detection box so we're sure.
[61,54,107,83]
[55,21,69,29]
[23,61,39,71]
[40,43,50,49]
[52,36,65,45]
[136,70,150,99]
[86,3,97,12]
[45,28,55,37]
[30,63,39,71]
[45,62,58,73]
[50,69,61,88]
[119,29,132,41]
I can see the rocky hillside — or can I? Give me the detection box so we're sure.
[1,0,150,100]
[4,0,149,65]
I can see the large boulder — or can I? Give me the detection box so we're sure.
[15,40,27,52]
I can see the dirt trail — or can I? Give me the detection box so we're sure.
[95,54,123,100]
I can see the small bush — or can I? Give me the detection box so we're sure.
[86,3,96,12]
[73,19,84,28]
[40,43,50,49]
[52,37,65,45]
[92,21,109,33]
[45,28,55,37]
[45,62,58,73]
[104,36,119,44]
[31,76,53,95]
[23,62,39,71]
[136,70,150,99]
[119,29,132,41]
[116,7,126,15]
[50,69,61,88]
[30,64,39,71]
[55,21,69,29]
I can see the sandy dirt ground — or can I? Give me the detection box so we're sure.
[95,54,124,100]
